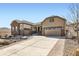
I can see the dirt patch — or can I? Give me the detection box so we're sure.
[0,39,16,47]
[0,38,26,48]
[48,39,78,56]
[63,39,78,56]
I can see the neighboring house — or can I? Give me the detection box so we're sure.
[41,16,66,36]
[11,16,66,36]
[0,27,11,38]
[11,20,34,36]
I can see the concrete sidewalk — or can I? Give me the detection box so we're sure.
[48,39,65,56]
[0,36,59,56]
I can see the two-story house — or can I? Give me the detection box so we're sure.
[41,16,66,36]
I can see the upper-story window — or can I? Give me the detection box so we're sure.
[49,18,54,22]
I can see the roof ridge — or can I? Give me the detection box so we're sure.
[12,19,34,25]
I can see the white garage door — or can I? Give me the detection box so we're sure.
[45,28,61,36]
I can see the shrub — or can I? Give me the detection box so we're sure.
[0,41,10,45]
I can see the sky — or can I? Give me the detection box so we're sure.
[0,3,72,28]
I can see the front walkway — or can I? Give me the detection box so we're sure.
[0,36,64,56]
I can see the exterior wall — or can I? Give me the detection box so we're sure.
[19,24,32,35]
[36,26,42,32]
[11,21,32,36]
[20,24,31,29]
[31,25,37,34]
[42,17,65,27]
[42,17,66,36]
[31,25,42,34]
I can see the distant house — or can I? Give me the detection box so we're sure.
[11,20,34,36]
[11,16,66,36]
[41,16,66,36]
[0,27,11,38]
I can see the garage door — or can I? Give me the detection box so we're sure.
[45,28,61,36]
[24,30,31,35]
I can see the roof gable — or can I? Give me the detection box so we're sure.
[41,16,66,24]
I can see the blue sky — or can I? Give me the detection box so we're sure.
[0,3,71,28]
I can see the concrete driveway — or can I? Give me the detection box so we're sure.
[0,36,64,56]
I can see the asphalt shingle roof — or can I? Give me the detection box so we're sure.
[12,19,34,25]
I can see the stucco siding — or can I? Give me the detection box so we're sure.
[42,17,66,36]
[42,18,65,28]
[11,20,32,36]
[20,24,31,29]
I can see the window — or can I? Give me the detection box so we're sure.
[49,18,54,22]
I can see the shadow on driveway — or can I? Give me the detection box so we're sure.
[45,36,65,39]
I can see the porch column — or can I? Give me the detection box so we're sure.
[14,26,16,36]
[11,25,13,35]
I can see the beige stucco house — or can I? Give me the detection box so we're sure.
[41,16,66,36]
[11,16,66,36]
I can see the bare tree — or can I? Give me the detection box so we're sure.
[69,3,79,39]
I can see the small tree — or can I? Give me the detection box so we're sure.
[69,3,79,39]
